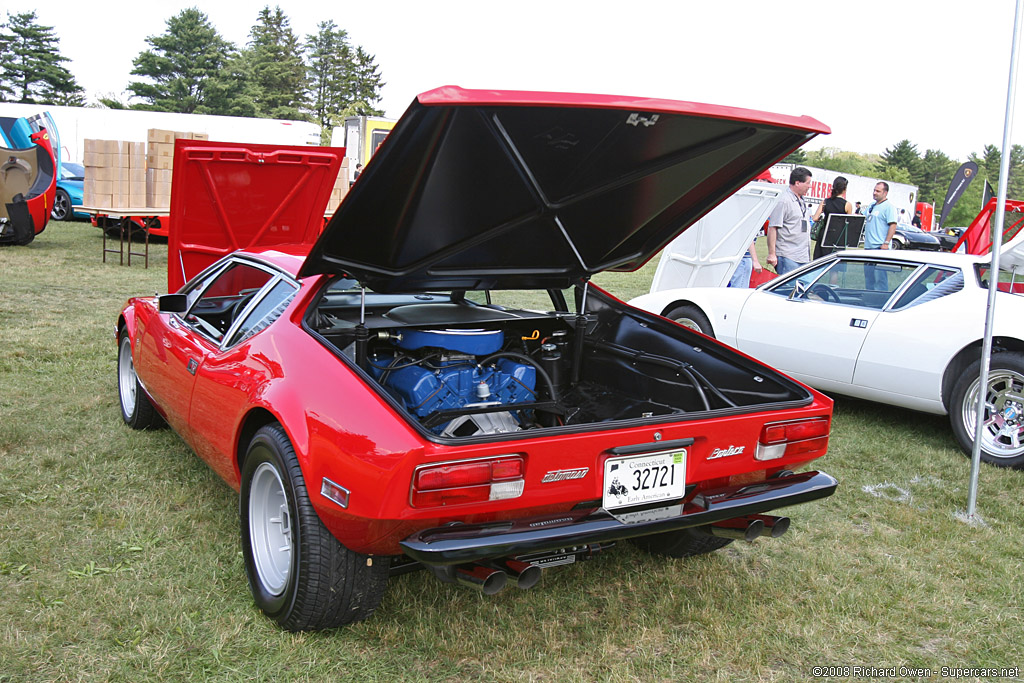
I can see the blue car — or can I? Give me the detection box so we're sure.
[53,162,85,221]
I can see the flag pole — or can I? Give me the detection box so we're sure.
[967,0,1024,520]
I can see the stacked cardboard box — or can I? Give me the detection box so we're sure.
[145,129,209,206]
[146,168,173,208]
[82,140,147,208]
[326,157,351,214]
[82,129,211,209]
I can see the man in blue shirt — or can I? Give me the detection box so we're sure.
[863,182,898,248]
[863,182,898,290]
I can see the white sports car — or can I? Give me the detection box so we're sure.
[630,247,1024,469]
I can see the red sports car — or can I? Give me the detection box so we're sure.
[117,87,837,631]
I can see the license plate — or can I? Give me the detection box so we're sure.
[602,449,686,510]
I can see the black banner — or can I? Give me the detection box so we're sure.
[983,178,997,207]
[938,161,978,228]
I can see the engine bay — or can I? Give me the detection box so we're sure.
[309,282,809,440]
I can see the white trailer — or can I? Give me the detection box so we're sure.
[0,104,321,165]
[329,116,395,181]
[769,163,919,224]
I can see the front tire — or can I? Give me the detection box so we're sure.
[664,304,716,338]
[52,188,72,221]
[117,330,161,429]
[950,352,1024,469]
[889,238,903,250]
[240,424,389,631]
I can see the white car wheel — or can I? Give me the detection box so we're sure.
[951,352,1024,469]
[240,424,390,630]
[117,331,160,429]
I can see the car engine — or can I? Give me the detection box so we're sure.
[367,328,545,437]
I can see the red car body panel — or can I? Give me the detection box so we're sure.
[167,140,343,292]
[26,129,57,236]
[416,85,831,132]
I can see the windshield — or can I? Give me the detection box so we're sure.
[62,162,84,180]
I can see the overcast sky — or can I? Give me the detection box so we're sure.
[7,0,1022,161]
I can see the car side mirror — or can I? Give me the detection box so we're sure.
[158,293,188,313]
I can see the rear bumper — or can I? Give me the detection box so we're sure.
[400,470,837,566]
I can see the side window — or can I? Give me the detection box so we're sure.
[227,279,298,346]
[183,262,274,343]
[768,260,919,309]
[892,268,963,309]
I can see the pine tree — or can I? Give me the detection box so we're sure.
[876,139,922,181]
[0,17,13,101]
[0,11,85,105]
[304,22,385,141]
[917,149,957,206]
[127,9,240,114]
[305,21,352,139]
[246,7,308,120]
[347,47,384,116]
[203,52,259,117]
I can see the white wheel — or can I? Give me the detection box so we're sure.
[248,462,292,596]
[951,353,1024,469]
[117,330,160,429]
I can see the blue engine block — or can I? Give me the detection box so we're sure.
[370,355,537,431]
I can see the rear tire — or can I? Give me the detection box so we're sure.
[240,424,389,631]
[950,352,1024,469]
[117,330,161,429]
[631,527,732,558]
[664,304,715,338]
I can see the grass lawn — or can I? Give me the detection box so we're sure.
[1,223,1022,682]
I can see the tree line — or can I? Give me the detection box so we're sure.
[0,7,384,142]
[0,5,1019,215]
[786,140,1023,227]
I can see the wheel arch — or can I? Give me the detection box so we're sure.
[117,309,134,341]
[941,336,1024,411]
[236,407,286,476]
[659,297,710,320]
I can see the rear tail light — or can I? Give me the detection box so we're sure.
[756,418,829,460]
[412,456,525,507]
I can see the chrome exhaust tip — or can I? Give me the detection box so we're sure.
[487,558,542,590]
[454,564,508,595]
[708,518,765,542]
[753,514,790,538]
